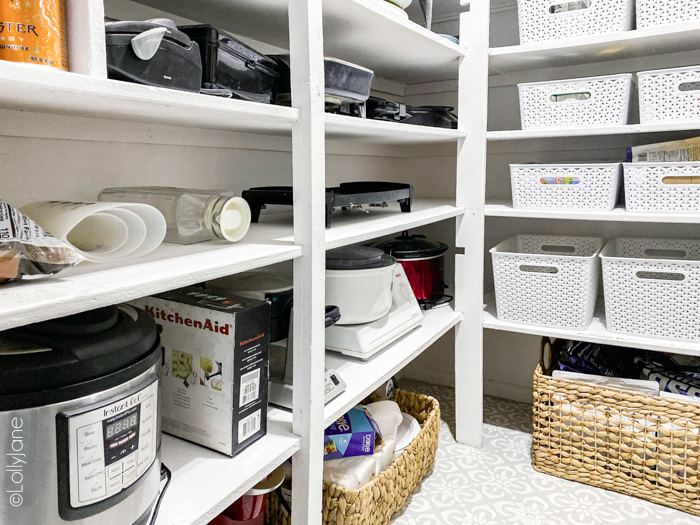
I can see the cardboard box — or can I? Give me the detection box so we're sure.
[324,406,382,460]
[130,287,270,456]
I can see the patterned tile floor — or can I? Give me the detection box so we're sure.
[391,381,700,525]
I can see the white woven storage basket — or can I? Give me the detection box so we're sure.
[490,235,604,330]
[636,0,700,29]
[624,162,700,212]
[601,238,700,341]
[638,65,700,124]
[519,74,632,129]
[511,163,621,211]
[517,0,633,44]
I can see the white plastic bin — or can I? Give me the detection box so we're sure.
[510,163,621,211]
[636,0,700,29]
[519,74,633,129]
[638,65,700,124]
[601,238,700,341]
[517,0,634,44]
[491,235,604,330]
[624,162,700,212]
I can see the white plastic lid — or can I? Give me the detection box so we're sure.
[218,197,251,242]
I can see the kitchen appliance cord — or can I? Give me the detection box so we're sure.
[148,463,172,525]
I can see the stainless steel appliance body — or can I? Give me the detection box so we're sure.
[0,306,162,525]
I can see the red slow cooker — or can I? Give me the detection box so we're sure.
[374,233,452,309]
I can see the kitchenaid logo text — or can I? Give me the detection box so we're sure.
[144,305,232,335]
[5,417,26,507]
[240,333,265,346]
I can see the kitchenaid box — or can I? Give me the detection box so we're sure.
[130,287,270,456]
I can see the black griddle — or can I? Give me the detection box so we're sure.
[241,182,413,228]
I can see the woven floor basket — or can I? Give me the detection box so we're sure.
[266,389,441,525]
[533,338,700,515]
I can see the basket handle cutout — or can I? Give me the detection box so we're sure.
[679,81,700,93]
[549,92,591,103]
[520,264,559,275]
[539,177,581,185]
[644,248,687,259]
[636,270,686,282]
[548,0,591,14]
[541,244,576,253]
[662,176,700,185]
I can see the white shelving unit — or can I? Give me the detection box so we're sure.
[465,2,700,443]
[0,1,469,524]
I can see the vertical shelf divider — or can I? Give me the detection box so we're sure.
[289,0,327,523]
[455,0,491,447]
[68,0,108,77]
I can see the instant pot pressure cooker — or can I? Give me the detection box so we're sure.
[0,305,166,525]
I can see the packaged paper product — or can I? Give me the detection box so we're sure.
[322,439,396,489]
[324,406,383,460]
[365,401,402,441]
[0,200,84,283]
[627,136,700,163]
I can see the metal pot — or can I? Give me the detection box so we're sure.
[374,233,449,306]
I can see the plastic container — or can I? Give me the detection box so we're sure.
[490,235,604,329]
[510,163,621,211]
[636,0,700,29]
[623,162,700,212]
[638,65,700,124]
[99,187,251,244]
[178,25,279,103]
[517,0,633,44]
[519,74,633,129]
[600,238,700,341]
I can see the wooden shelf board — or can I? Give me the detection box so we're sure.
[323,306,462,426]
[485,200,700,224]
[156,413,299,525]
[483,292,700,357]
[490,21,700,75]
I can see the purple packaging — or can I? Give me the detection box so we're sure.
[324,406,383,460]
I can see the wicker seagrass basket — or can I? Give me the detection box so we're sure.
[533,337,700,515]
[266,389,440,525]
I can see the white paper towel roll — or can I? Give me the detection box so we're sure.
[20,201,166,263]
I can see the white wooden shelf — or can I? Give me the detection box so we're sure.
[156,414,300,525]
[0,224,300,331]
[134,0,463,84]
[325,114,465,145]
[485,200,700,223]
[324,306,462,427]
[483,292,700,357]
[260,199,464,250]
[487,121,700,141]
[489,21,700,75]
[0,60,297,135]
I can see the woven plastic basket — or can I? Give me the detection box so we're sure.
[600,238,700,341]
[638,65,700,124]
[519,74,633,129]
[491,235,604,330]
[533,338,700,515]
[636,0,700,29]
[517,0,633,44]
[510,163,621,211]
[266,389,440,525]
[623,162,700,212]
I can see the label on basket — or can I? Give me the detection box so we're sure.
[539,177,580,185]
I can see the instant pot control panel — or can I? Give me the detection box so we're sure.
[58,376,159,513]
